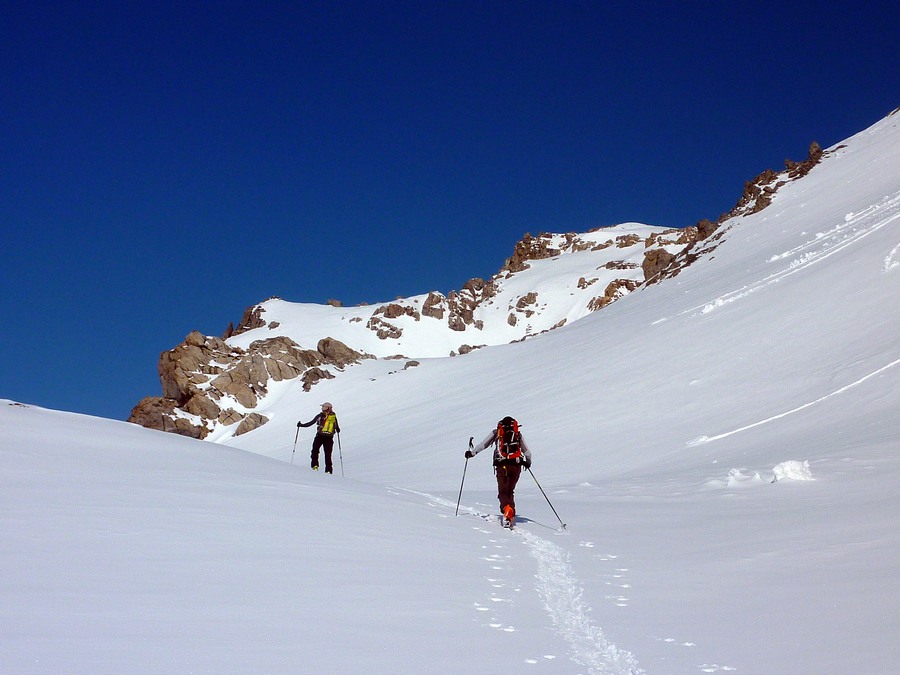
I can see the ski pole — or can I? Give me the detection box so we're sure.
[527,467,567,530]
[291,426,300,464]
[455,437,474,516]
[337,432,344,477]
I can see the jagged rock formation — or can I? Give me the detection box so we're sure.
[397,227,692,341]
[645,140,832,284]
[587,279,641,311]
[223,303,268,338]
[129,332,365,439]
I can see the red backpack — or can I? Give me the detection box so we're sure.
[496,416,522,462]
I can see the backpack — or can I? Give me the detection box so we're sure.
[496,416,522,462]
[320,412,337,435]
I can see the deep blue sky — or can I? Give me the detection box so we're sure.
[2,1,897,421]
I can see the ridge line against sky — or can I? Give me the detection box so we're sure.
[2,2,897,421]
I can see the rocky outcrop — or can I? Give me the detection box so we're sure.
[642,248,677,283]
[587,279,640,311]
[422,292,446,319]
[502,233,561,273]
[224,304,268,338]
[645,229,694,248]
[374,302,421,321]
[367,316,404,339]
[333,227,692,342]
[316,337,364,368]
[235,412,269,436]
[644,140,834,285]
[301,367,334,391]
[127,397,208,439]
[603,260,639,271]
[514,292,539,318]
[444,278,495,331]
[129,332,364,439]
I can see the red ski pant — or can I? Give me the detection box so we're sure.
[495,462,522,515]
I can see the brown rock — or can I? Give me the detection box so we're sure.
[502,233,561,273]
[127,396,208,439]
[302,367,335,391]
[317,337,363,366]
[422,292,446,319]
[376,303,420,320]
[642,248,677,282]
[128,396,176,430]
[448,314,467,332]
[218,408,243,425]
[235,413,269,436]
[366,316,403,340]
[615,234,642,248]
[184,393,221,420]
[515,292,538,309]
[231,304,267,336]
[588,279,640,311]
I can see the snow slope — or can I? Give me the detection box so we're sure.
[2,110,899,674]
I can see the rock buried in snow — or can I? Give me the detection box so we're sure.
[772,460,814,482]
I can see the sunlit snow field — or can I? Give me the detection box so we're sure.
[3,113,899,674]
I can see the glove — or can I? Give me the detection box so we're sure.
[465,450,474,459]
[522,459,532,469]
[296,421,302,428]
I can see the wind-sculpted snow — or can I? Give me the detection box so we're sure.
[772,460,814,482]
[885,241,900,272]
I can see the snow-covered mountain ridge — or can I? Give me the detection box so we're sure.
[230,223,692,356]
[129,222,700,439]
[128,128,836,442]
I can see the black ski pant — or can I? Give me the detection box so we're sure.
[311,432,335,473]
[495,462,522,515]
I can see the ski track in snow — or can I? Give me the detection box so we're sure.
[407,490,643,675]
[677,191,900,318]
[670,190,900,448]
[688,356,900,446]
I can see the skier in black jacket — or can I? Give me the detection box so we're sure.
[297,402,341,473]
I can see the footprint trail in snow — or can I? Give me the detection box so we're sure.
[411,490,642,674]
[519,528,642,674]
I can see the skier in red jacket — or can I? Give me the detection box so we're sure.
[466,416,532,527]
